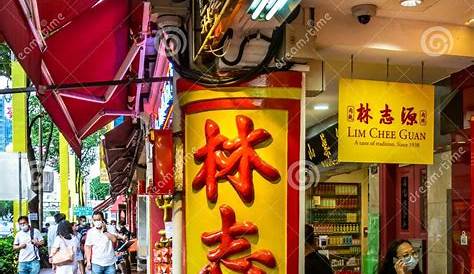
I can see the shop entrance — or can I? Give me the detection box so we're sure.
[380,164,428,273]
[395,165,427,272]
[395,165,428,239]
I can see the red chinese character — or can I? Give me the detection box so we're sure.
[357,103,373,124]
[401,107,418,125]
[200,205,277,274]
[379,104,395,124]
[192,119,229,203]
[216,115,280,203]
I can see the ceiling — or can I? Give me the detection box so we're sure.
[301,0,473,129]
[302,0,473,26]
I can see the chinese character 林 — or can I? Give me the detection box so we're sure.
[193,115,281,204]
[356,103,373,124]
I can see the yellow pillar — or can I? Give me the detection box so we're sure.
[12,61,28,223]
[12,62,27,152]
[59,135,70,219]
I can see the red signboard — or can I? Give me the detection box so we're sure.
[149,129,174,195]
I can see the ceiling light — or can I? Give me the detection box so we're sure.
[400,0,422,7]
[314,104,329,110]
[466,18,474,26]
[248,0,300,21]
[250,0,270,20]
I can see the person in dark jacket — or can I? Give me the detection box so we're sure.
[305,224,333,274]
[378,239,422,274]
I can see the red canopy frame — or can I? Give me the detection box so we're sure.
[0,0,150,155]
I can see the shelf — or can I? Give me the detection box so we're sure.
[328,253,361,257]
[332,265,361,269]
[323,245,361,248]
[310,221,360,224]
[314,194,359,198]
[314,232,361,236]
[310,207,360,211]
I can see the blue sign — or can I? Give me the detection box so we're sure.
[73,207,93,216]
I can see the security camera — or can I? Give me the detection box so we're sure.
[351,4,377,25]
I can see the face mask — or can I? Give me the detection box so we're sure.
[79,221,85,226]
[94,221,103,229]
[403,255,418,271]
[21,224,29,232]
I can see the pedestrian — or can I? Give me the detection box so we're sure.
[48,213,66,253]
[116,221,130,242]
[107,220,117,235]
[13,216,44,274]
[72,222,86,274]
[304,224,333,274]
[77,216,90,236]
[85,211,117,274]
[378,239,422,274]
[42,223,50,234]
[50,221,80,274]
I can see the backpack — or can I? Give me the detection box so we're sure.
[30,229,51,268]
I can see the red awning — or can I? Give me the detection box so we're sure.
[110,195,126,212]
[103,119,144,198]
[0,0,149,155]
[94,196,115,212]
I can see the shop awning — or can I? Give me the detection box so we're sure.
[110,195,126,212]
[0,0,149,155]
[94,196,115,212]
[103,118,144,198]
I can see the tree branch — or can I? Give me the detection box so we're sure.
[43,122,54,165]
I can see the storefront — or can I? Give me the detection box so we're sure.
[1,1,473,274]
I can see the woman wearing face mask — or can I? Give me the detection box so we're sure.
[378,240,422,274]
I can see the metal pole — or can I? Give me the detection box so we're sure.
[0,76,174,95]
[38,115,43,229]
[19,153,22,217]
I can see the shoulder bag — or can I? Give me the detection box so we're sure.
[51,236,75,265]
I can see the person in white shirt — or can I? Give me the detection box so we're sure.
[85,211,117,274]
[48,213,66,253]
[13,216,44,274]
[50,221,80,274]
